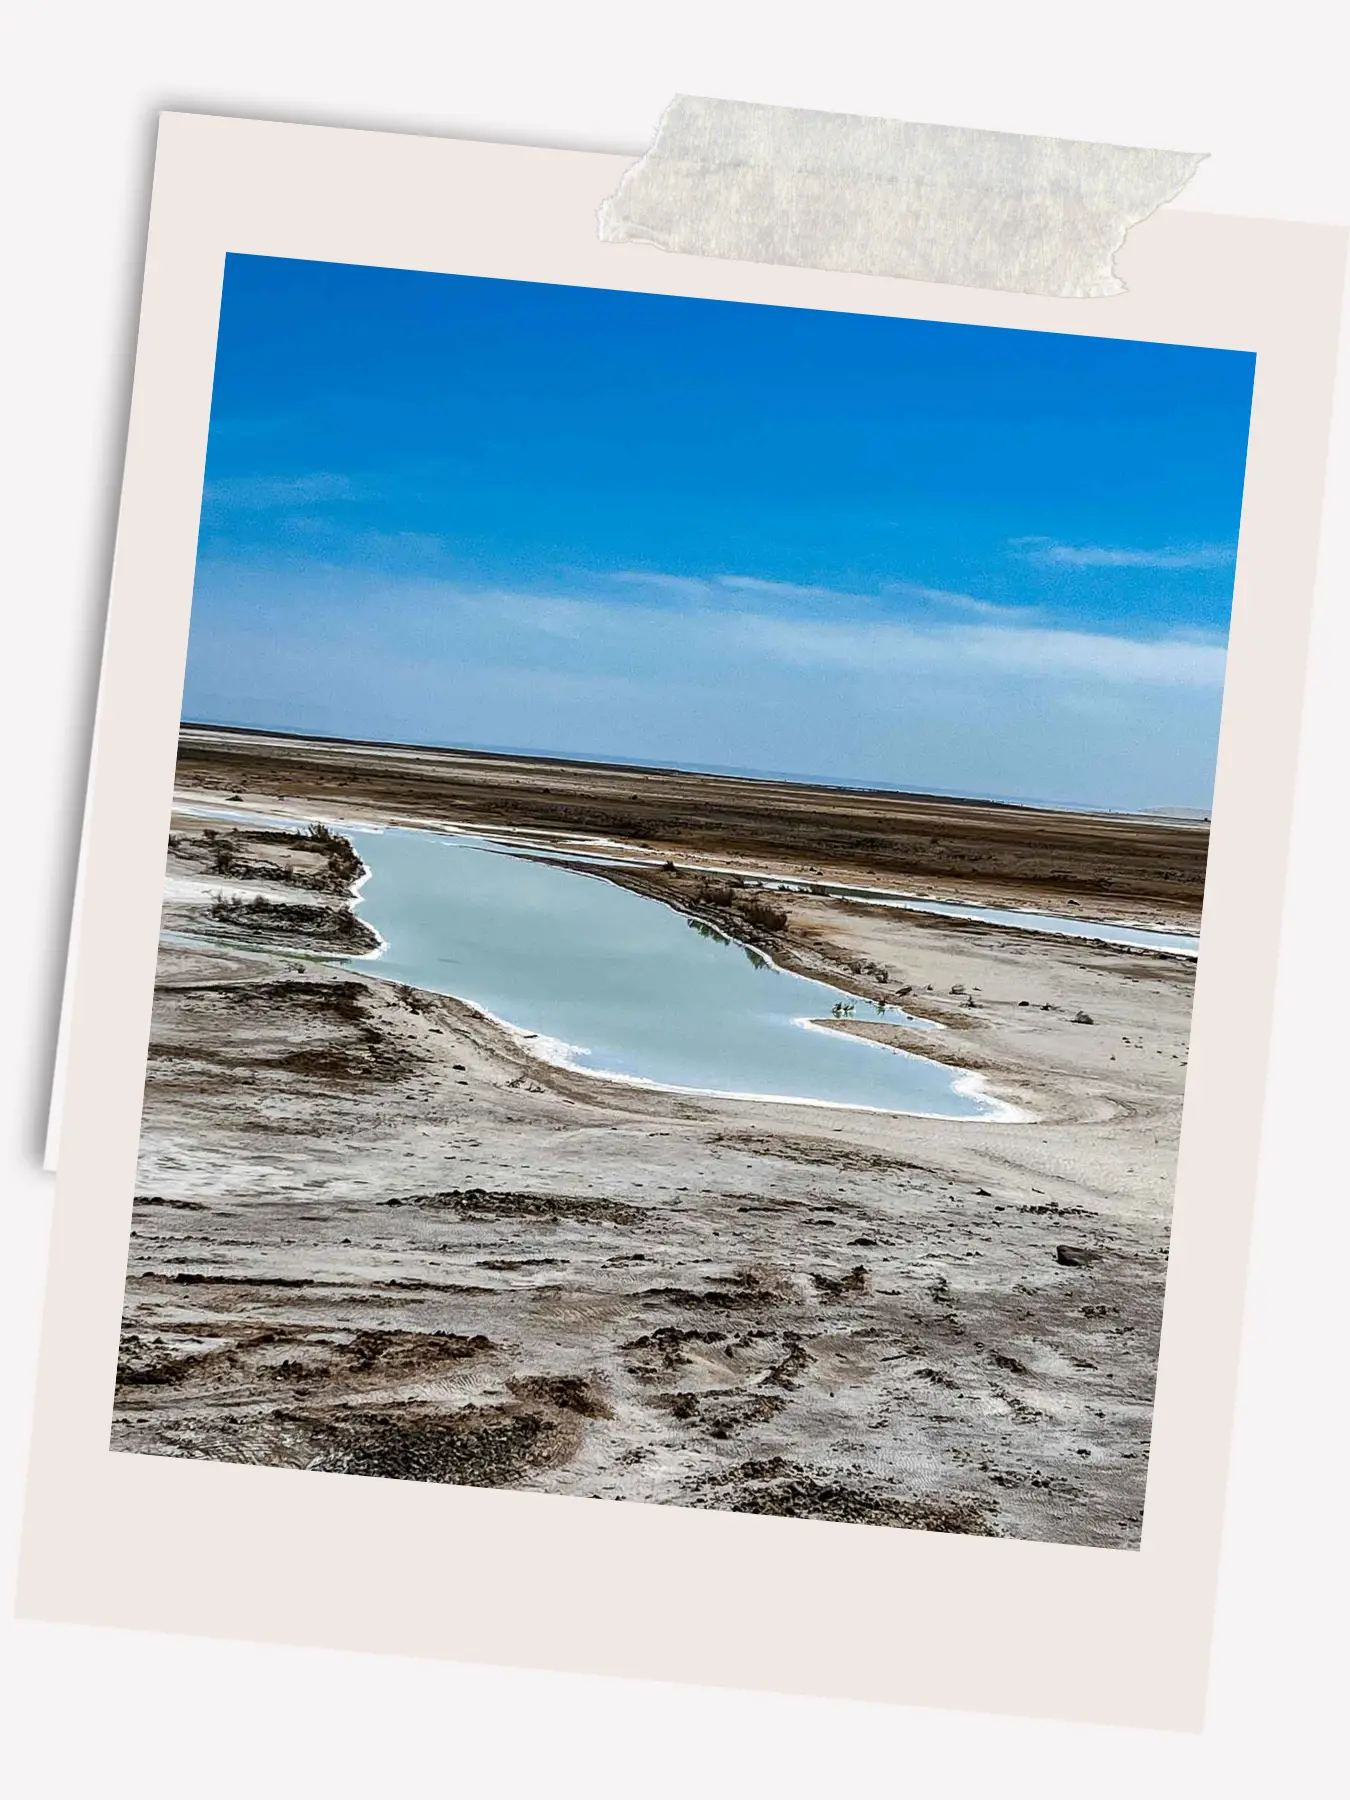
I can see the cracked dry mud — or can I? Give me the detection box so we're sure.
[112,741,1195,1546]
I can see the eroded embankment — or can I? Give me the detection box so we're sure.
[162,815,381,956]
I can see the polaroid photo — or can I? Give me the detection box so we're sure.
[19,112,1346,1728]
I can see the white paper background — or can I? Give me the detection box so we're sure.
[2,3,1346,1793]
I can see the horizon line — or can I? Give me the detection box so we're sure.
[178,717,1211,825]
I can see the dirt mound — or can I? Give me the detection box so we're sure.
[704,1474,998,1534]
[281,1402,560,1486]
[390,1188,644,1227]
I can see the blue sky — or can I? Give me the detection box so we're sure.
[186,254,1256,811]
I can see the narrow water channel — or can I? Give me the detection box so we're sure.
[489,836,1200,957]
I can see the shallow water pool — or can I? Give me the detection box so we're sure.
[342,826,1016,1119]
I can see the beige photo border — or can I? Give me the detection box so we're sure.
[17,112,1346,1730]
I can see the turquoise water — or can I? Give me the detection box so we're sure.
[341,826,1014,1119]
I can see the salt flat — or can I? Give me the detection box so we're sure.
[110,729,1195,1547]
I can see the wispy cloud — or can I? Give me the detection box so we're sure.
[717,574,867,605]
[197,558,1228,700]
[334,570,1226,690]
[609,570,868,611]
[607,569,1038,622]
[1011,535,1237,570]
[880,580,1037,620]
[609,570,714,603]
[202,472,357,511]
[729,614,1226,688]
[190,561,1229,809]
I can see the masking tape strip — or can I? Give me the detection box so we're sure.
[598,96,1206,299]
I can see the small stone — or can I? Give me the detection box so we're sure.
[1072,1011,1094,1025]
[951,983,966,995]
[1056,1244,1101,1268]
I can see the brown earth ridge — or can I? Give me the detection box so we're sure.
[113,725,1201,1547]
[175,723,1208,921]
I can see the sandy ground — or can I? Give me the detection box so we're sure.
[111,740,1200,1547]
